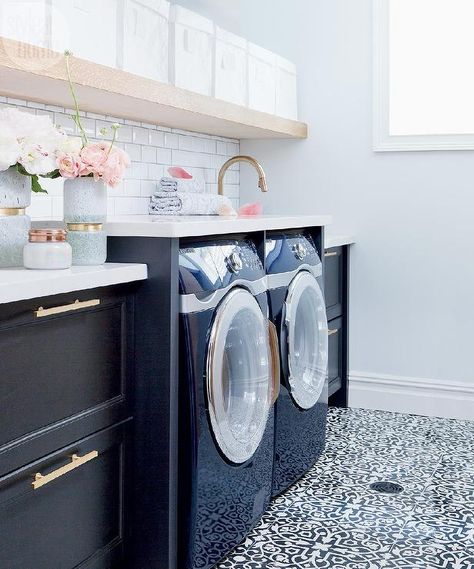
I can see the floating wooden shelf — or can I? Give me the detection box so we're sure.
[0,37,308,140]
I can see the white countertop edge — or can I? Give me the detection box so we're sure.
[325,234,356,249]
[0,263,148,305]
[105,214,333,238]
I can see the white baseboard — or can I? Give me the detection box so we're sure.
[348,372,474,421]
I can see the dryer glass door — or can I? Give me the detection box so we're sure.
[207,288,272,464]
[285,271,328,410]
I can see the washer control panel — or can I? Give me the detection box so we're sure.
[265,232,321,275]
[226,251,243,273]
[179,238,264,294]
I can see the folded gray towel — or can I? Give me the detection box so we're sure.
[149,192,235,216]
[156,177,205,194]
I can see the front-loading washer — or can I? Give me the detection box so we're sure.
[177,237,279,569]
[266,231,328,497]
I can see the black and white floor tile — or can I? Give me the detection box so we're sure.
[217,408,474,569]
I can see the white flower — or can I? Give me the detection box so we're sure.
[0,108,57,140]
[0,108,67,176]
[19,138,60,175]
[58,136,83,155]
[0,126,21,171]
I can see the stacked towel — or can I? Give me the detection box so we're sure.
[149,192,234,216]
[158,177,205,194]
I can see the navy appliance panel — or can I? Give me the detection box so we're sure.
[178,291,273,569]
[179,239,264,295]
[272,383,327,496]
[266,232,321,275]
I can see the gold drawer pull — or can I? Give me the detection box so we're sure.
[328,329,339,336]
[32,451,99,490]
[35,298,100,318]
[324,251,338,258]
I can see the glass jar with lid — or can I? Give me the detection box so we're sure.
[23,228,72,270]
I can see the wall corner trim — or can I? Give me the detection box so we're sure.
[348,371,474,421]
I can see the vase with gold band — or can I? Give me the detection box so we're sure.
[0,168,31,267]
[66,223,107,266]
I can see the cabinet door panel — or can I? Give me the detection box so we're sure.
[324,247,343,320]
[0,291,127,450]
[0,423,128,569]
[328,317,343,397]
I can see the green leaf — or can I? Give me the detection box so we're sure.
[40,169,61,179]
[15,163,28,176]
[31,175,48,194]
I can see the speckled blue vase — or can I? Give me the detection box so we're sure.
[66,223,107,266]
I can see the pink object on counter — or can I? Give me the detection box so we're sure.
[238,202,263,216]
[168,166,193,179]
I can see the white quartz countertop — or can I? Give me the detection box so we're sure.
[0,263,148,305]
[105,214,332,238]
[324,234,356,249]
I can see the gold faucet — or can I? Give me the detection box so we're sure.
[218,155,268,196]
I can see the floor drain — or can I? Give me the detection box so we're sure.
[369,481,404,495]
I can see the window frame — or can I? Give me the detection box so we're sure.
[373,0,474,152]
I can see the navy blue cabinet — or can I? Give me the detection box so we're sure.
[324,246,349,407]
[0,285,136,569]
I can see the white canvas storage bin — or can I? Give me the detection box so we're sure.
[248,43,276,115]
[214,26,247,107]
[169,5,213,96]
[275,55,298,120]
[121,0,170,82]
[51,0,118,67]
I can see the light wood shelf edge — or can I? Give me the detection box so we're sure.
[0,37,308,140]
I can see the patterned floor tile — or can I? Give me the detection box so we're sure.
[217,521,398,569]
[218,408,474,569]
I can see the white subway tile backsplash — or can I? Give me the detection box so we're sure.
[117,125,133,143]
[172,150,212,169]
[164,133,179,149]
[124,179,142,197]
[141,180,156,197]
[148,164,165,180]
[132,127,150,144]
[127,162,148,180]
[52,197,64,217]
[156,148,172,165]
[4,98,240,218]
[149,130,165,147]
[141,146,157,163]
[216,141,227,155]
[30,195,53,218]
[124,143,142,162]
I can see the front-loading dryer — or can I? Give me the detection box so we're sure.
[266,231,328,497]
[178,237,279,569]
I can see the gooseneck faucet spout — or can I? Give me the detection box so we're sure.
[218,155,268,196]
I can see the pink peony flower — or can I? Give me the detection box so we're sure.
[80,143,108,171]
[57,152,83,178]
[100,149,126,188]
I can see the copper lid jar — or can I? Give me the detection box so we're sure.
[23,228,72,270]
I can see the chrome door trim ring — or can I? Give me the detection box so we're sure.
[206,287,272,464]
[266,263,322,291]
[180,276,268,314]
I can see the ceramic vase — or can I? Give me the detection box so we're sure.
[63,177,107,224]
[0,167,31,268]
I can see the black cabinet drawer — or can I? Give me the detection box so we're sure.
[0,422,129,569]
[328,317,343,397]
[324,247,344,320]
[0,286,133,475]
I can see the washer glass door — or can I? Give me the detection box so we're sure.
[285,271,328,409]
[207,288,272,464]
